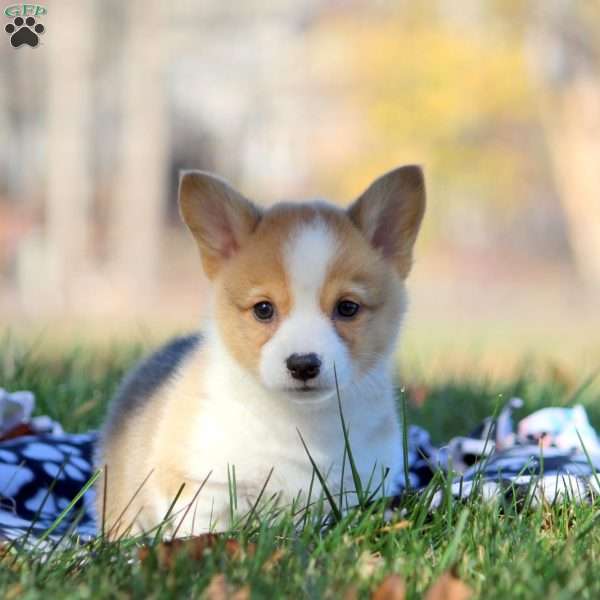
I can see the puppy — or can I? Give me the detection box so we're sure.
[96,165,425,537]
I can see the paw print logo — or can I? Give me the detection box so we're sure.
[5,16,45,48]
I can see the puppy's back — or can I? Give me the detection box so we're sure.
[101,333,201,441]
[96,333,201,534]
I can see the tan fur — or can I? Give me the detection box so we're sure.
[99,346,210,536]
[320,216,402,372]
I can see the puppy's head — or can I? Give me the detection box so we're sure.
[179,166,425,400]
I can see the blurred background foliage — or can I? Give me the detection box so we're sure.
[0,0,599,379]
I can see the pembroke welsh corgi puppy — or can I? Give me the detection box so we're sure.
[96,165,425,538]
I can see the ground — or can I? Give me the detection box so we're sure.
[1,339,600,599]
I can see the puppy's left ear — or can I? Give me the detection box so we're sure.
[348,165,426,279]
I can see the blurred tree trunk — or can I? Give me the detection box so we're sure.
[541,81,600,286]
[529,2,600,287]
[42,0,94,310]
[108,0,167,307]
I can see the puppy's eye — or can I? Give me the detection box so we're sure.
[335,300,360,319]
[253,301,275,321]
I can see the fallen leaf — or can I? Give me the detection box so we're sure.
[424,570,472,600]
[342,585,359,600]
[262,547,286,572]
[137,545,151,563]
[72,397,99,418]
[231,587,251,600]
[224,538,257,560]
[355,520,411,543]
[378,520,411,534]
[158,534,219,568]
[5,583,23,600]
[204,574,250,600]
[224,538,242,559]
[409,384,430,407]
[547,362,576,393]
[371,574,406,600]
[358,551,385,579]
[140,533,257,569]
[205,574,229,600]
[0,542,12,560]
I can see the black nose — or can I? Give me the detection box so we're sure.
[286,353,321,382]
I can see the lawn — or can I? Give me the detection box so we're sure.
[1,338,600,599]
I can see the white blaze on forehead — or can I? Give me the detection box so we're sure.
[284,219,338,309]
[259,219,353,392]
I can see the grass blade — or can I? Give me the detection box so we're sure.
[297,428,342,523]
[334,365,365,506]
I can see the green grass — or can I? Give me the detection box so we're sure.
[1,337,600,598]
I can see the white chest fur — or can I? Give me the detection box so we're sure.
[159,334,402,531]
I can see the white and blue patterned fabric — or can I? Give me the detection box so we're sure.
[0,432,97,543]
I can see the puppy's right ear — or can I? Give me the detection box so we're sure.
[179,171,262,279]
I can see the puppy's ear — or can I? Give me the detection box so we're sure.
[179,171,262,279]
[348,165,426,279]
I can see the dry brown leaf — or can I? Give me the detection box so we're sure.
[224,538,242,559]
[157,533,219,568]
[378,520,411,534]
[342,585,359,600]
[231,585,251,600]
[355,520,411,543]
[5,583,23,600]
[140,533,257,569]
[371,574,406,600]
[205,574,229,600]
[224,538,257,560]
[72,397,98,418]
[424,570,472,600]
[262,547,286,572]
[137,545,151,563]
[358,551,385,579]
[0,544,22,574]
[0,542,12,561]
[409,384,430,407]
[547,362,576,392]
[204,574,250,600]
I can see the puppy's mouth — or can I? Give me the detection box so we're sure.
[288,383,326,393]
[285,384,335,402]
